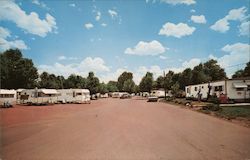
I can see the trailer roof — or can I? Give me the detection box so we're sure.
[40,89,59,94]
[0,89,16,94]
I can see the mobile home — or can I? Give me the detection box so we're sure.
[151,89,173,98]
[0,89,16,106]
[57,89,90,104]
[20,89,59,105]
[185,78,250,102]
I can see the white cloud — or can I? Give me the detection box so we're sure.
[0,27,28,51]
[58,56,66,60]
[32,0,49,10]
[239,21,250,37]
[190,9,196,13]
[226,7,248,21]
[108,9,118,19]
[125,40,166,56]
[191,15,206,24]
[95,11,101,21]
[58,55,78,61]
[84,23,94,29]
[210,18,229,33]
[0,26,10,38]
[101,23,107,27]
[159,55,167,59]
[0,38,28,51]
[154,0,196,5]
[38,57,110,77]
[210,7,248,33]
[182,58,201,69]
[69,3,76,7]
[159,22,196,38]
[0,1,57,37]
[208,54,218,60]
[217,43,250,77]
[99,68,127,83]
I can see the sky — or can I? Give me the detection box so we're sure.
[0,0,249,84]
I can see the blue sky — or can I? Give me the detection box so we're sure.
[0,0,249,84]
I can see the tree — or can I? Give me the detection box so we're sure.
[191,64,209,84]
[203,59,226,81]
[117,72,133,91]
[139,72,153,93]
[232,70,244,78]
[107,81,118,92]
[165,71,174,90]
[232,62,250,78]
[0,49,38,89]
[179,68,192,90]
[155,76,164,89]
[123,79,135,93]
[98,83,108,94]
[64,74,86,89]
[243,62,250,77]
[171,82,180,96]
[86,72,100,94]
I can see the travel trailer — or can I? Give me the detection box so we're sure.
[100,93,109,98]
[0,89,16,107]
[16,89,24,104]
[151,89,173,98]
[20,89,59,105]
[185,78,250,102]
[57,89,91,104]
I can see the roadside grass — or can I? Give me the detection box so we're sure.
[215,106,250,120]
[161,98,250,121]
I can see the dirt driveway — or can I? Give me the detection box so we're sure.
[1,98,250,160]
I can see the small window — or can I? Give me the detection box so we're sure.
[248,85,250,91]
[236,88,244,91]
[214,86,223,91]
[76,93,82,96]
[194,87,197,91]
[202,86,204,89]
[187,88,190,93]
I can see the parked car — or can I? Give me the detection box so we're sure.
[147,96,158,102]
[91,94,97,100]
[120,93,131,99]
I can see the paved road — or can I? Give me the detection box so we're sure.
[1,98,250,160]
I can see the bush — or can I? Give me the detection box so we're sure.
[207,96,219,104]
[202,104,221,111]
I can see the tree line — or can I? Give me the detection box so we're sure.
[1,49,249,95]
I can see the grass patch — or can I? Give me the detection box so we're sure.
[215,106,250,119]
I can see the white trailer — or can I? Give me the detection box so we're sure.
[112,92,120,98]
[57,89,90,104]
[20,89,59,105]
[151,89,173,98]
[0,89,16,107]
[185,79,250,102]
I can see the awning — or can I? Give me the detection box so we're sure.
[40,89,59,94]
[233,82,247,88]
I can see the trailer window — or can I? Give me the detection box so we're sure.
[236,88,244,91]
[76,93,82,96]
[0,94,14,98]
[186,88,190,93]
[194,87,197,91]
[248,85,250,91]
[214,86,223,91]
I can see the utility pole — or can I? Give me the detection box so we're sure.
[163,71,167,99]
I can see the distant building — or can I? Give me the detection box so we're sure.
[185,78,250,102]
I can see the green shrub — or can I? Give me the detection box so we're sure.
[202,104,221,111]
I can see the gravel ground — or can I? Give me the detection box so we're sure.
[1,97,250,160]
